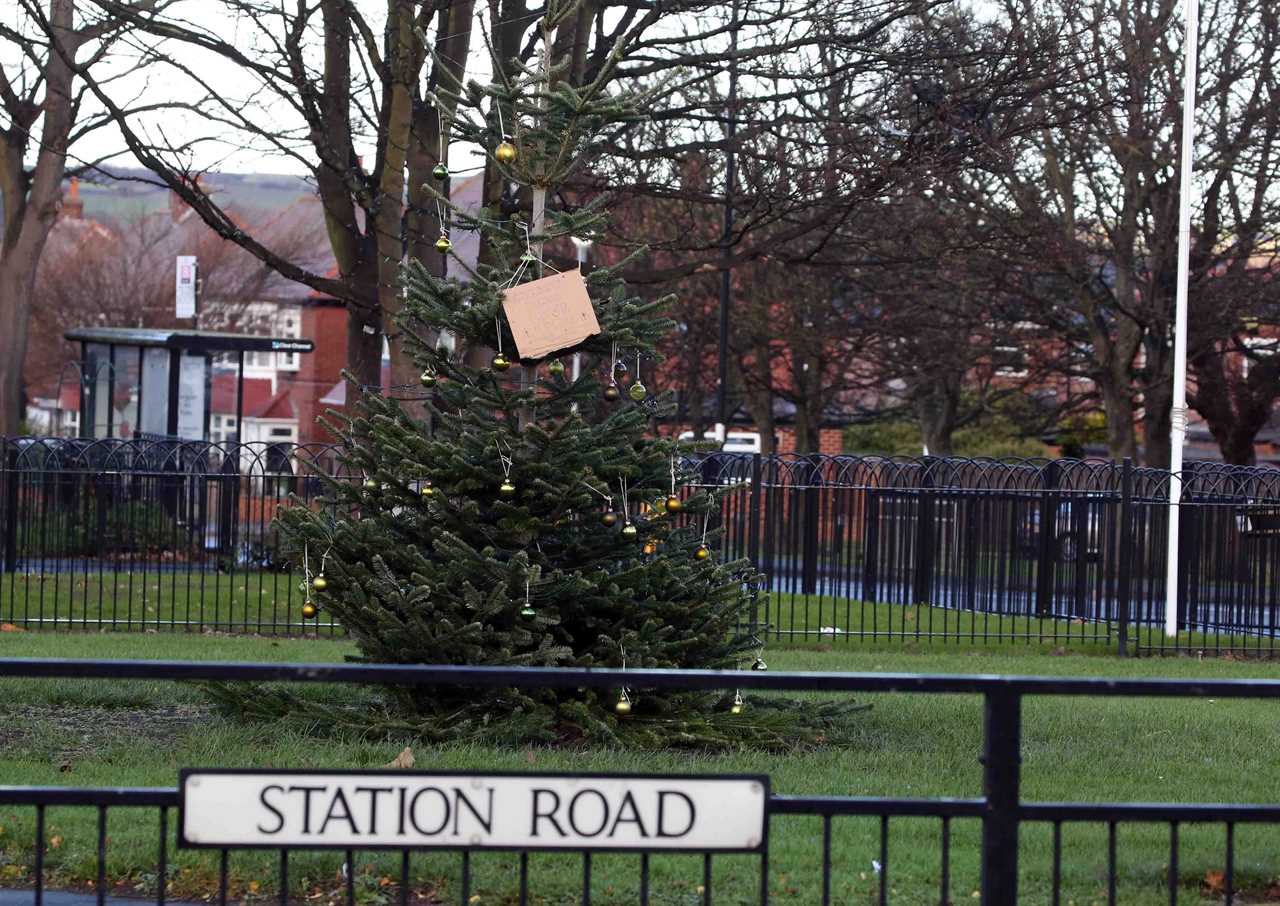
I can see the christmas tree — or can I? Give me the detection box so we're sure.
[212,4,852,747]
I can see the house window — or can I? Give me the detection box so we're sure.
[269,426,295,438]
[993,346,1028,378]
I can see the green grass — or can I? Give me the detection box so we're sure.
[0,571,341,636]
[4,634,1280,903]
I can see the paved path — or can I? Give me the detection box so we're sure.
[0,891,199,906]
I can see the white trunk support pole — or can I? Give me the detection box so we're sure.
[1165,0,1199,638]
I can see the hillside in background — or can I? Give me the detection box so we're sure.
[65,168,316,221]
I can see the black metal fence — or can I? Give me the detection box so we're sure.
[3,658,1280,905]
[5,436,1280,653]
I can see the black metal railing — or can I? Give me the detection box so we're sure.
[5,437,1280,652]
[3,658,1280,905]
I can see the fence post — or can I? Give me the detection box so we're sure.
[1034,460,1061,617]
[981,688,1022,906]
[1178,461,1197,632]
[862,486,880,603]
[913,460,935,604]
[801,456,820,596]
[748,453,762,566]
[2,442,17,573]
[1117,457,1134,657]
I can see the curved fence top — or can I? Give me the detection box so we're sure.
[5,436,1280,503]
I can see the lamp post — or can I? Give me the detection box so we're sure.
[1165,0,1199,638]
[714,0,740,445]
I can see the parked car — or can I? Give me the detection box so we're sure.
[677,430,763,454]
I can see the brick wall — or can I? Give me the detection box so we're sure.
[285,304,347,444]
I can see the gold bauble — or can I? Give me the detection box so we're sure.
[420,480,435,498]
[495,140,518,164]
[628,381,648,402]
[601,510,618,527]
[665,495,682,513]
[642,540,658,555]
[362,478,378,491]
[615,696,632,715]
[419,369,437,388]
[435,235,451,253]
[301,601,318,619]
[730,701,743,715]
[311,574,327,592]
[547,358,565,376]
[695,544,711,560]
[492,354,511,372]
[621,522,638,538]
[603,385,621,402]
[499,479,516,498]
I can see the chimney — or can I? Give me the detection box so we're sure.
[60,177,84,220]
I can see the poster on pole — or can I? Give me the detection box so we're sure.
[176,255,198,319]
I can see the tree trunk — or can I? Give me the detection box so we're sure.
[914,379,959,456]
[1098,376,1137,461]
[1140,334,1173,469]
[0,258,37,435]
[345,262,383,393]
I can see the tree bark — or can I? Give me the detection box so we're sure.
[0,0,77,435]
[914,379,959,456]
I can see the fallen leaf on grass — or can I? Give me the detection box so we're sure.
[384,747,415,769]
[49,835,63,849]
[1203,869,1225,894]
[0,623,24,632]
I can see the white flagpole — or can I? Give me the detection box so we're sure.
[1165,0,1199,638]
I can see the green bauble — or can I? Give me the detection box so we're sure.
[628,382,648,402]
[432,163,449,180]
[547,359,565,376]
[419,369,437,388]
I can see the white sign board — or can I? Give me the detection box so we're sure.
[176,354,205,440]
[179,771,767,851]
[176,255,198,319]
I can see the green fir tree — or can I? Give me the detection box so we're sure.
[209,2,855,747]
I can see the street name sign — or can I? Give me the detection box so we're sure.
[179,770,768,852]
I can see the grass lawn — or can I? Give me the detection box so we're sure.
[0,571,341,636]
[4,633,1280,904]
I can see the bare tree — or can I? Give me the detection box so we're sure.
[979,0,1280,466]
[0,0,174,434]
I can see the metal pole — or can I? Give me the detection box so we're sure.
[715,0,739,441]
[1165,0,1198,638]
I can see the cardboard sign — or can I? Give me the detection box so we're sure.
[501,270,601,360]
[179,770,768,852]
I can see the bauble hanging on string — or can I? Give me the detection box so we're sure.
[695,544,711,560]
[628,381,648,402]
[435,235,451,253]
[301,600,318,619]
[730,692,744,715]
[432,163,449,180]
[419,480,435,498]
[621,522,638,539]
[604,385,620,402]
[499,479,517,498]
[521,604,536,617]
[665,495,682,513]
[492,354,511,372]
[547,358,565,376]
[362,477,378,491]
[495,137,518,164]
[601,509,618,527]
[311,574,328,592]
[419,369,437,388]
[615,692,632,715]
